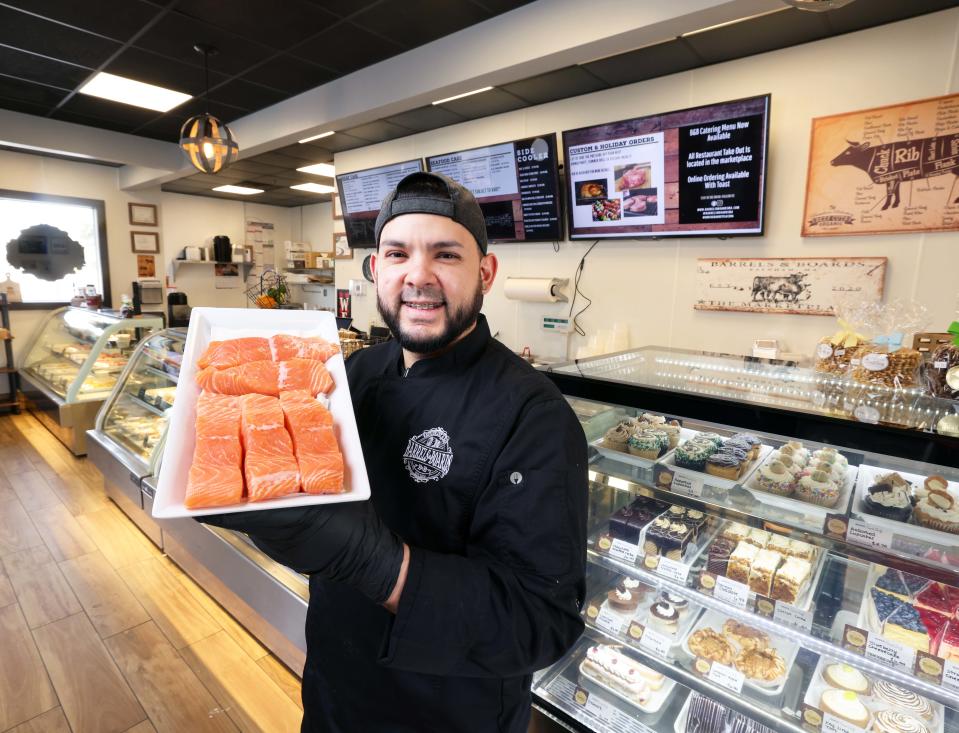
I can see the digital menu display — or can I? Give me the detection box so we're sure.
[426,133,563,243]
[336,159,424,248]
[562,95,770,239]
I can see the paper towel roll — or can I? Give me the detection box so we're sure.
[503,277,568,303]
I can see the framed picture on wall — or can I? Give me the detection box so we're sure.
[333,233,352,260]
[333,190,343,219]
[131,231,160,254]
[128,203,158,226]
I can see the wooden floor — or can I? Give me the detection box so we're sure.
[0,412,304,733]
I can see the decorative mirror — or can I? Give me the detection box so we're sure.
[6,224,85,281]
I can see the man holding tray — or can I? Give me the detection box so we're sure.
[203,171,588,732]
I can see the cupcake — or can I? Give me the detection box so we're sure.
[696,433,726,449]
[602,424,632,452]
[795,469,841,507]
[924,475,948,493]
[863,480,913,522]
[656,423,681,449]
[779,442,809,466]
[627,431,662,460]
[755,460,795,496]
[641,412,667,425]
[644,429,671,456]
[913,490,959,534]
[807,460,846,485]
[772,453,804,477]
[675,440,714,471]
[812,448,848,470]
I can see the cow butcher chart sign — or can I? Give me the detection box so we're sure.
[803,93,959,235]
[695,257,887,316]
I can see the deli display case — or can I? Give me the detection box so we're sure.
[20,307,163,455]
[85,326,308,671]
[532,346,959,733]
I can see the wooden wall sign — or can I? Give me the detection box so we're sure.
[803,93,959,236]
[695,257,887,316]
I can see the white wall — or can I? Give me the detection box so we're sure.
[332,9,959,360]
[0,148,294,360]
[289,202,336,310]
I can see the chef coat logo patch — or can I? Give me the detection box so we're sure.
[403,427,453,483]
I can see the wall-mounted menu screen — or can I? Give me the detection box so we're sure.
[562,94,770,239]
[336,159,424,248]
[426,133,563,243]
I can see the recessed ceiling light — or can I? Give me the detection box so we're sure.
[432,86,493,106]
[298,131,335,143]
[79,72,191,112]
[296,162,336,177]
[212,185,263,195]
[291,182,336,194]
[681,7,788,37]
[0,141,95,159]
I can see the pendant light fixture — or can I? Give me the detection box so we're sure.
[179,44,239,174]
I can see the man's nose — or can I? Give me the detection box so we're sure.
[403,253,438,289]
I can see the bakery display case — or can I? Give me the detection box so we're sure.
[532,346,959,733]
[86,328,185,546]
[19,307,163,454]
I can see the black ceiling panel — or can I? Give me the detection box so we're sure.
[582,40,702,87]
[824,0,959,34]
[246,151,313,169]
[241,55,338,95]
[350,0,491,48]
[341,119,413,144]
[315,132,372,153]
[226,160,289,175]
[211,79,286,111]
[300,0,383,19]
[384,105,466,132]
[0,47,92,90]
[293,22,407,74]
[50,107,141,134]
[133,115,191,143]
[471,0,536,14]
[436,87,526,119]
[501,65,609,105]
[105,47,229,98]
[57,93,160,128]
[132,12,276,76]
[1,0,163,43]
[173,0,341,49]
[273,143,334,162]
[684,9,831,65]
[0,7,122,68]
[0,75,69,108]
[0,95,56,117]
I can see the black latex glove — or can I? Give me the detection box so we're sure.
[197,501,404,604]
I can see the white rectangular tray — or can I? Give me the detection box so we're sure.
[578,656,677,714]
[744,459,858,519]
[593,588,704,660]
[679,607,799,696]
[591,427,698,469]
[658,441,773,491]
[153,308,370,518]
[851,465,959,549]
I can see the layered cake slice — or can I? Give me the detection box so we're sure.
[882,603,947,653]
[939,619,959,661]
[869,587,905,629]
[915,582,957,616]
[771,557,812,604]
[728,542,759,585]
[874,568,910,601]
[748,549,783,596]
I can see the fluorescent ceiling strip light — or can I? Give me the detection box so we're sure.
[680,7,789,37]
[296,162,336,177]
[432,86,493,105]
[291,182,336,194]
[298,131,335,143]
[0,140,95,160]
[78,72,191,112]
[213,185,263,195]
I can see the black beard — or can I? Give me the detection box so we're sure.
[377,282,484,354]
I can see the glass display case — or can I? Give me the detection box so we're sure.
[19,307,163,454]
[86,328,185,546]
[532,347,959,733]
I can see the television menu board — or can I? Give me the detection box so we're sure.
[336,159,424,248]
[426,134,563,243]
[562,95,770,239]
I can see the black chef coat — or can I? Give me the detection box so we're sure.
[270,315,587,733]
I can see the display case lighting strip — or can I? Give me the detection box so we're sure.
[586,547,957,707]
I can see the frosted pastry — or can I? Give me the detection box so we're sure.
[748,549,783,596]
[602,424,631,452]
[734,647,786,682]
[648,600,681,635]
[822,663,870,694]
[722,522,750,543]
[771,557,811,604]
[872,711,929,733]
[727,542,759,585]
[688,628,734,665]
[746,529,770,548]
[755,460,796,496]
[870,681,933,720]
[581,644,664,704]
[913,490,959,534]
[795,469,840,508]
[820,690,870,728]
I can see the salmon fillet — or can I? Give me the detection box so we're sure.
[269,335,340,363]
[185,392,244,508]
[196,359,333,397]
[278,359,335,395]
[240,393,301,501]
[279,390,344,494]
[197,337,271,370]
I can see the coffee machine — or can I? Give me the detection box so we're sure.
[167,291,191,328]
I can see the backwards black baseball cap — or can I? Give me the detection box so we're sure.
[374,171,488,255]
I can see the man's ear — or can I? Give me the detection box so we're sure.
[479,253,498,294]
[370,252,377,283]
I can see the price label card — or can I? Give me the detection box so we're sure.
[608,538,639,564]
[822,712,867,733]
[639,625,672,658]
[654,556,689,584]
[942,659,959,693]
[846,518,893,550]
[866,633,915,672]
[671,471,704,498]
[714,575,750,609]
[594,606,626,636]
[774,601,813,634]
[706,660,745,693]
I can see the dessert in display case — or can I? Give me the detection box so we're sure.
[86,328,185,546]
[531,346,959,733]
[19,307,163,455]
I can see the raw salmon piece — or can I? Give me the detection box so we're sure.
[279,390,344,494]
[240,394,301,501]
[185,392,244,508]
[197,337,271,370]
[196,361,281,396]
[278,359,334,395]
[269,334,340,363]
